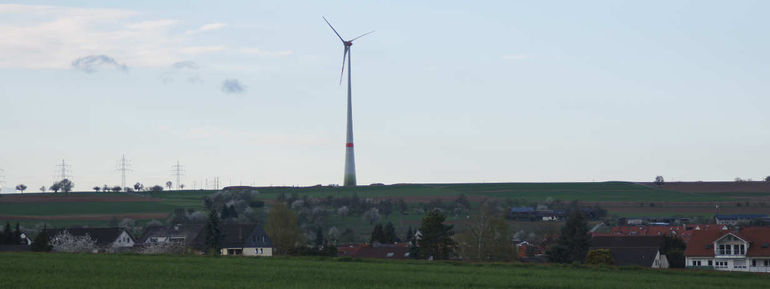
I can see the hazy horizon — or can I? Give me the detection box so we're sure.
[2,1,769,192]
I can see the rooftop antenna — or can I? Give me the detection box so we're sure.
[171,161,185,190]
[115,154,132,191]
[323,16,373,187]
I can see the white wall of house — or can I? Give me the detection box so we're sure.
[220,247,273,257]
[653,252,669,268]
[112,231,135,248]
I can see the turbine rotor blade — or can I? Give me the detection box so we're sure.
[339,47,349,85]
[322,16,345,42]
[350,30,375,42]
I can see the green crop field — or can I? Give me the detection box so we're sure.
[2,182,769,230]
[0,253,767,289]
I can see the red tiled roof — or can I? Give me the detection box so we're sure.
[599,225,722,243]
[684,227,770,257]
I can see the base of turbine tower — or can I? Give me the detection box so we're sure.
[343,174,357,187]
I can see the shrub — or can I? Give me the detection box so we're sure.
[585,249,614,265]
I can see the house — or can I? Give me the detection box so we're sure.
[589,236,669,268]
[218,224,273,256]
[714,214,768,225]
[595,224,722,244]
[46,227,135,252]
[137,224,206,252]
[684,227,770,272]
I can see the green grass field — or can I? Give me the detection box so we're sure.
[0,253,767,289]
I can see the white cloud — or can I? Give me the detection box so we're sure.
[185,22,227,35]
[239,48,293,57]
[0,4,226,69]
[501,53,530,61]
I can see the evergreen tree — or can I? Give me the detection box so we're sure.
[315,227,324,247]
[204,208,223,254]
[383,222,397,243]
[548,208,590,263]
[31,227,52,252]
[370,223,384,244]
[13,223,22,245]
[418,209,455,260]
[405,227,414,243]
[3,222,12,244]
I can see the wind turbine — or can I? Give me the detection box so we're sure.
[323,17,373,187]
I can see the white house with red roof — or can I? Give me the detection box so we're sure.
[685,227,770,272]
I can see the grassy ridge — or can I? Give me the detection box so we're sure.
[0,253,767,289]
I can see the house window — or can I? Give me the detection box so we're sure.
[708,260,713,266]
[719,245,725,255]
[753,260,756,267]
[691,260,702,266]
[735,260,746,269]
[765,260,770,267]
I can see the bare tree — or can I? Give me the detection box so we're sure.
[166,181,173,191]
[93,186,101,192]
[15,184,27,194]
[134,182,144,192]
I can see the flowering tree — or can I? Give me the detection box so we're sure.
[50,231,96,253]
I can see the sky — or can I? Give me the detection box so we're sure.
[1,1,769,192]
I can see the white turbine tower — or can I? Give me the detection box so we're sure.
[323,17,373,187]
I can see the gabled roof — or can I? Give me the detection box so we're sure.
[137,224,205,249]
[220,224,272,248]
[46,227,130,247]
[684,227,770,257]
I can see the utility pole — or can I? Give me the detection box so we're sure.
[171,161,185,190]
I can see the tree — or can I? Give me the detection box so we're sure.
[456,205,515,261]
[40,186,46,192]
[93,186,101,192]
[50,230,96,253]
[265,202,304,255]
[149,185,164,192]
[112,186,122,192]
[31,227,52,252]
[204,208,223,254]
[548,208,590,263]
[134,182,144,192]
[383,222,397,243]
[49,182,61,193]
[654,176,665,187]
[661,236,687,268]
[15,184,27,194]
[180,184,185,190]
[397,199,408,214]
[417,209,455,260]
[2,222,13,244]
[370,223,385,244]
[103,184,109,192]
[585,249,614,265]
[58,179,73,193]
[455,194,471,210]
[166,181,173,191]
[314,227,324,247]
[766,176,770,182]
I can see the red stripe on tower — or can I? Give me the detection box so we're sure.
[346,143,354,148]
